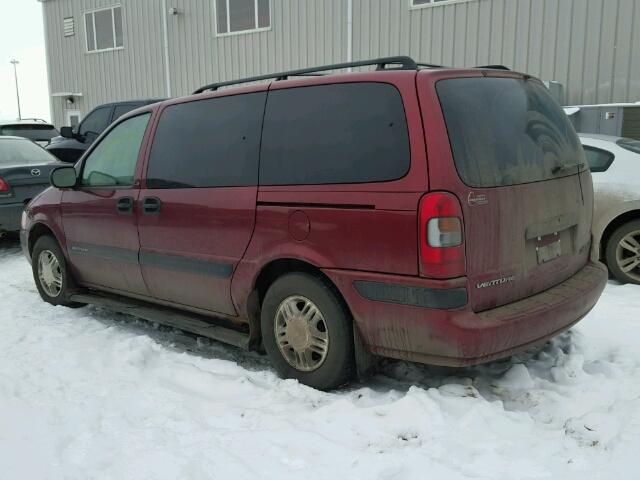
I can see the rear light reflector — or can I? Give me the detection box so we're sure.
[419,192,466,278]
[0,177,9,193]
[427,217,462,247]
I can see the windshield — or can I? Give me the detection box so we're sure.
[437,77,585,188]
[617,138,640,155]
[0,124,59,142]
[0,138,58,166]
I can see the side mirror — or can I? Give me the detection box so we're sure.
[60,126,75,138]
[50,167,77,189]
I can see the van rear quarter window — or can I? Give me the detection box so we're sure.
[147,92,266,188]
[259,82,410,185]
[436,77,585,188]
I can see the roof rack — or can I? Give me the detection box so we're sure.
[15,118,50,123]
[474,65,511,70]
[194,56,420,93]
[193,57,513,94]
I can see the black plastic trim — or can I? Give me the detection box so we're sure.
[353,280,468,310]
[68,242,138,264]
[68,242,233,279]
[139,251,233,279]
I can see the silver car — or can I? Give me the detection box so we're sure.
[580,134,640,284]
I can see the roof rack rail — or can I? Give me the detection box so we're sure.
[194,56,419,93]
[474,65,511,70]
[13,118,50,123]
[416,62,444,68]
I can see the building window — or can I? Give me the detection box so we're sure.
[411,0,465,7]
[216,0,270,35]
[85,6,123,53]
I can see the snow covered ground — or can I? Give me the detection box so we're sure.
[1,236,639,480]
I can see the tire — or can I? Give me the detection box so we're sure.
[261,272,354,390]
[31,235,84,307]
[605,220,640,285]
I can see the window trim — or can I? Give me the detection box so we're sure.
[409,0,476,10]
[214,0,272,37]
[84,5,124,54]
[78,112,152,189]
[583,145,615,173]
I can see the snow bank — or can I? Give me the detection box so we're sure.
[1,240,639,479]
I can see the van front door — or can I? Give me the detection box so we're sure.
[136,92,267,316]
[61,113,152,295]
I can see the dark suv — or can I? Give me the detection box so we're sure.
[21,57,607,390]
[46,99,163,163]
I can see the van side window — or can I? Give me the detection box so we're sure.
[80,113,150,187]
[146,93,266,188]
[259,83,410,185]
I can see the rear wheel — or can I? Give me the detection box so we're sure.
[31,235,84,307]
[261,272,354,390]
[605,220,640,285]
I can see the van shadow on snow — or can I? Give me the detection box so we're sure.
[0,233,21,258]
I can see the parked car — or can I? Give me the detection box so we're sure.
[579,134,640,284]
[21,57,607,390]
[46,99,163,163]
[0,137,62,235]
[0,119,59,147]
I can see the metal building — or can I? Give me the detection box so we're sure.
[39,0,640,128]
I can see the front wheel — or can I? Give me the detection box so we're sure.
[605,220,640,285]
[261,272,354,390]
[31,235,84,307]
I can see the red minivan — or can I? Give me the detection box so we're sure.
[21,57,607,389]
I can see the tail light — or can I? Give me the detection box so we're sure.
[418,192,466,278]
[0,177,9,194]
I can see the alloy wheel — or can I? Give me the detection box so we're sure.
[38,249,63,297]
[616,229,640,283]
[274,295,329,372]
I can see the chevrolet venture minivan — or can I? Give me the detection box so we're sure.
[21,57,607,390]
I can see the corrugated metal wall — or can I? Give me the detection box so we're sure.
[42,0,640,127]
[354,0,640,107]
[43,0,167,127]
[164,0,347,97]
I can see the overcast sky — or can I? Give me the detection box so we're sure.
[0,1,50,122]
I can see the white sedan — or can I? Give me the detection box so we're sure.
[580,134,640,284]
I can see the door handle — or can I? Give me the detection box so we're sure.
[116,196,133,214]
[142,196,162,215]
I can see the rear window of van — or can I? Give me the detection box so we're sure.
[437,77,585,188]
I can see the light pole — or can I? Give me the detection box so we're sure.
[10,59,21,120]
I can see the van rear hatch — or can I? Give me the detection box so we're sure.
[432,74,592,312]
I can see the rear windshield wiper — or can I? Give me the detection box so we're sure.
[552,162,585,174]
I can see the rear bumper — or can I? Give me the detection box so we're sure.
[0,203,24,233]
[324,261,608,367]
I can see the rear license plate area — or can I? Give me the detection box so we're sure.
[537,238,562,264]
